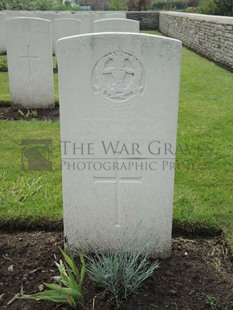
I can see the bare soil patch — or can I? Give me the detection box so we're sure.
[0,232,232,310]
[0,106,59,121]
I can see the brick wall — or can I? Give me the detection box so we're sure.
[159,12,233,71]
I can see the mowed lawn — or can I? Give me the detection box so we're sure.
[0,33,232,246]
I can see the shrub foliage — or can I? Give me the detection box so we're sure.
[0,0,62,10]
[198,0,233,16]
[213,0,233,16]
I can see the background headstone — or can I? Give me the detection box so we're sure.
[54,18,81,54]
[0,12,6,54]
[106,12,127,19]
[94,18,140,33]
[6,10,34,19]
[72,12,91,34]
[58,11,75,18]
[34,12,59,54]
[57,33,181,257]
[6,18,54,109]
[89,11,108,33]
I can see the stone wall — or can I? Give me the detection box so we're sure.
[127,11,159,30]
[159,12,233,71]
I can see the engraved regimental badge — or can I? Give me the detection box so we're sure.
[92,50,145,106]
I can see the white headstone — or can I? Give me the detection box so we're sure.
[94,18,139,33]
[93,11,107,21]
[6,18,54,109]
[58,12,74,18]
[90,11,108,33]
[59,11,91,34]
[0,12,6,54]
[106,12,126,19]
[57,33,181,257]
[6,10,34,19]
[54,18,81,54]
[71,12,90,34]
[34,12,59,54]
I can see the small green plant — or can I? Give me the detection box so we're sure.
[18,109,38,119]
[19,247,85,309]
[30,110,38,118]
[206,295,217,310]
[86,240,159,309]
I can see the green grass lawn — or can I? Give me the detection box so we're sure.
[0,34,232,247]
[175,48,233,243]
[0,121,62,223]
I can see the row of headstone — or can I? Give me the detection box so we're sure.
[4,14,139,109]
[3,10,126,19]
[94,18,139,33]
[3,12,182,258]
[0,11,128,54]
[1,17,139,56]
[3,11,126,34]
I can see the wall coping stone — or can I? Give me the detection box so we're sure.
[159,11,233,25]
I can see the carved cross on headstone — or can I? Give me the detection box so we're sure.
[94,174,142,228]
[20,45,39,78]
